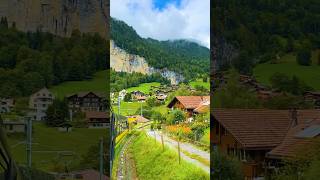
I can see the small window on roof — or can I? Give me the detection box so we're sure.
[295,125,320,138]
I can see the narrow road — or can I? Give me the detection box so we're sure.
[146,130,210,174]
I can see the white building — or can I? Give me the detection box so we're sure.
[29,88,54,121]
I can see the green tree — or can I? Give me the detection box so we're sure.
[166,109,186,125]
[211,150,243,180]
[297,49,311,66]
[46,99,69,127]
[232,51,253,75]
[123,93,131,102]
[213,69,261,108]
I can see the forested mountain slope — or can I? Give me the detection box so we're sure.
[111,18,210,81]
[213,0,320,74]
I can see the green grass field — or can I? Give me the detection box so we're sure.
[189,79,210,90]
[112,101,146,116]
[126,82,160,94]
[7,122,107,172]
[127,131,209,179]
[50,70,108,98]
[254,52,320,90]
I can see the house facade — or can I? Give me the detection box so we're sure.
[29,88,54,121]
[167,96,210,117]
[0,98,14,113]
[85,111,109,128]
[66,92,107,112]
[2,120,26,133]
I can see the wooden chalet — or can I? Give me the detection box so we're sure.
[303,91,320,108]
[212,109,320,179]
[85,111,109,128]
[167,96,210,117]
[66,92,107,112]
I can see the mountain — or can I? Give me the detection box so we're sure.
[0,0,108,38]
[110,17,210,82]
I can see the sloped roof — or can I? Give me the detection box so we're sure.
[31,87,53,98]
[267,110,320,159]
[213,109,293,149]
[66,92,106,98]
[167,96,210,109]
[85,111,107,119]
[194,104,209,113]
[135,115,150,123]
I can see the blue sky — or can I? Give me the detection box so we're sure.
[111,0,210,48]
[153,0,182,10]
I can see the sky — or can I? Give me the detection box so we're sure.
[110,0,210,48]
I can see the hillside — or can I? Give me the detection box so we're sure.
[110,18,210,81]
[254,51,320,90]
[213,0,320,74]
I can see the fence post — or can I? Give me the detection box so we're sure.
[178,139,181,164]
[161,131,164,152]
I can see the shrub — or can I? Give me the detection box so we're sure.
[296,49,311,66]
[166,109,186,125]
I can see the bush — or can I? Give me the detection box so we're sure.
[296,49,311,66]
[123,93,131,102]
[166,109,186,125]
[146,96,161,107]
[211,150,243,180]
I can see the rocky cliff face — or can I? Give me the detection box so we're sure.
[110,40,184,85]
[0,0,108,38]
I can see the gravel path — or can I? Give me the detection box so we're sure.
[146,130,210,174]
[116,135,136,180]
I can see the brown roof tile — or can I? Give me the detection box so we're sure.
[267,110,320,159]
[168,96,210,109]
[213,109,292,149]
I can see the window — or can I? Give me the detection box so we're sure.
[34,104,37,107]
[42,104,46,108]
[9,125,13,130]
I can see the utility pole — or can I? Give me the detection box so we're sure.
[69,109,73,122]
[140,102,142,117]
[26,117,32,168]
[118,96,120,115]
[99,137,103,180]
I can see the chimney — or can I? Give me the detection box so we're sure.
[290,108,298,127]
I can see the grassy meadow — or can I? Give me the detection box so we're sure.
[112,101,146,116]
[254,51,320,90]
[7,122,107,172]
[50,70,108,98]
[126,82,160,94]
[189,79,210,90]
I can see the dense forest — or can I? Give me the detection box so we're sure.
[110,70,170,92]
[0,18,108,97]
[213,0,320,74]
[111,17,210,81]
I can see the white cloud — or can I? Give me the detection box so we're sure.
[110,0,210,48]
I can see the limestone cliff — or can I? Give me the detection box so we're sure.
[0,0,108,38]
[110,40,184,85]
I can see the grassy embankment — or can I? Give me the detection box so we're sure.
[7,122,106,172]
[254,51,320,90]
[125,131,209,180]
